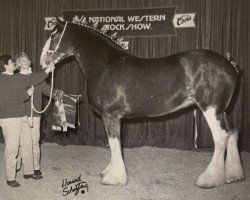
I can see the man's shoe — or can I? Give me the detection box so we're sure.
[7,180,21,187]
[23,174,43,180]
[34,170,42,176]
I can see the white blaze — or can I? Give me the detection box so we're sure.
[40,29,57,66]
[40,36,51,66]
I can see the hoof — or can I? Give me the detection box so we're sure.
[225,176,245,184]
[195,170,224,189]
[100,163,111,177]
[225,172,245,184]
[225,163,245,184]
[101,168,127,186]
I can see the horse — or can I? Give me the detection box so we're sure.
[40,18,245,188]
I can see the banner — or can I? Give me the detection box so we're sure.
[62,7,176,37]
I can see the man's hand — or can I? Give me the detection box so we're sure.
[27,86,34,96]
[44,62,55,74]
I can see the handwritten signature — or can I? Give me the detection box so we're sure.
[62,174,88,196]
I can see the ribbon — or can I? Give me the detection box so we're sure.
[52,92,81,132]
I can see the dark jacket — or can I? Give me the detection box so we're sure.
[0,72,48,118]
[24,78,52,117]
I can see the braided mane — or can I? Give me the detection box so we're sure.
[71,15,129,52]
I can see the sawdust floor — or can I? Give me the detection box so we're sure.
[0,143,250,200]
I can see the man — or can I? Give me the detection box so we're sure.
[0,54,53,187]
[15,52,56,178]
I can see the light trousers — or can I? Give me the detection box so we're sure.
[17,116,41,171]
[0,117,33,181]
[29,116,41,170]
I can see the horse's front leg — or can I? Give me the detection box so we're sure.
[101,116,127,185]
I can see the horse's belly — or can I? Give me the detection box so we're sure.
[124,89,192,118]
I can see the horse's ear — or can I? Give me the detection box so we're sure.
[55,17,64,26]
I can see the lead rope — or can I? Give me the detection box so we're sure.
[194,109,198,149]
[30,21,68,127]
[30,67,55,128]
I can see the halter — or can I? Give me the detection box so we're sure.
[30,22,69,126]
[46,21,68,54]
[54,21,68,52]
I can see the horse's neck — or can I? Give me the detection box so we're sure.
[72,27,128,80]
[74,38,111,79]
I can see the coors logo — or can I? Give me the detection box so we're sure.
[173,13,196,28]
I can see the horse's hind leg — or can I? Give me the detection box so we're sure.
[224,115,245,183]
[100,116,127,185]
[196,107,229,188]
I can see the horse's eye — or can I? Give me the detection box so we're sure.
[51,34,56,38]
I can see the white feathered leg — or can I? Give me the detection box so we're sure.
[196,107,229,188]
[101,117,127,185]
[225,129,245,183]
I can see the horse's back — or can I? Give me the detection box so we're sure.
[180,49,238,77]
[114,49,237,80]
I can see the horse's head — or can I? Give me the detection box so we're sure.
[40,18,74,69]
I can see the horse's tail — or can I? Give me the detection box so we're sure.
[225,52,240,74]
[224,52,242,113]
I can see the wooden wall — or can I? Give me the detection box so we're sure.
[0,0,249,151]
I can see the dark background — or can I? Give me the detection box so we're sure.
[0,0,249,152]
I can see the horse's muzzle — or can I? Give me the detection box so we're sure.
[41,51,55,69]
